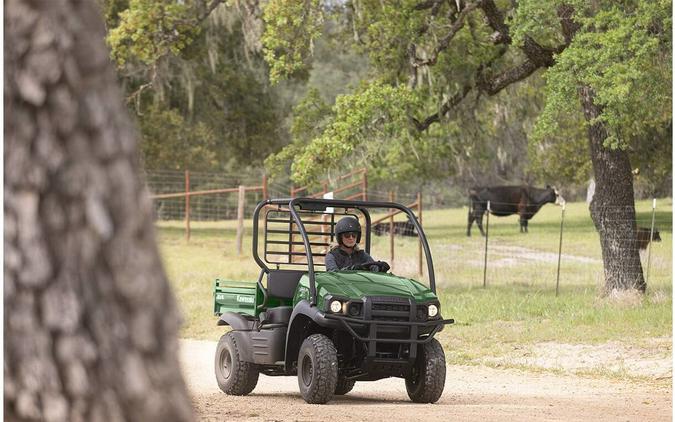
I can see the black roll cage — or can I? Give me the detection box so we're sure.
[251,198,436,306]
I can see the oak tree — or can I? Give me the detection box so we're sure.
[262,0,671,292]
[5,1,193,420]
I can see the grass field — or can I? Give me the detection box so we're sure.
[157,198,672,380]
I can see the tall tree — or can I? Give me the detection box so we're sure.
[262,0,671,293]
[105,0,288,173]
[4,1,193,420]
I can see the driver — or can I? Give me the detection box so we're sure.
[325,216,389,273]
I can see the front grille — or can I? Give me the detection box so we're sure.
[372,303,409,313]
[369,297,412,322]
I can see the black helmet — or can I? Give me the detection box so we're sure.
[335,216,361,244]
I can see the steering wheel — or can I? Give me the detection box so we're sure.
[351,260,391,273]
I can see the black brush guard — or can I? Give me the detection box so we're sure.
[324,296,454,360]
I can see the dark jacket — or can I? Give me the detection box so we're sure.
[325,246,374,271]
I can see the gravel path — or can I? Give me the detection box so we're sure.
[180,339,672,422]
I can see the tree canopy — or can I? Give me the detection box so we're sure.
[262,0,670,190]
[104,0,288,175]
[101,0,671,194]
[102,0,671,291]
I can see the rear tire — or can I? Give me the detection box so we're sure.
[405,338,446,403]
[297,334,338,404]
[334,377,356,395]
[215,332,259,395]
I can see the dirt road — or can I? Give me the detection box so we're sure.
[181,340,672,422]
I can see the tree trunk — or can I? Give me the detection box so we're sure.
[4,1,194,421]
[578,86,646,293]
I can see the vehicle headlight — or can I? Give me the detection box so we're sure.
[428,304,438,318]
[330,300,343,313]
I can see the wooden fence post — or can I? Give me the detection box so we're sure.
[417,191,423,278]
[362,168,368,200]
[555,202,566,297]
[389,191,395,268]
[262,174,268,200]
[646,198,657,286]
[483,201,490,288]
[236,185,245,255]
[185,170,190,242]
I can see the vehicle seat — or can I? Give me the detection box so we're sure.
[267,270,305,299]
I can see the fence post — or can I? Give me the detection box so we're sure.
[236,185,245,255]
[483,200,490,288]
[646,198,656,286]
[418,191,423,278]
[185,170,191,242]
[555,202,566,297]
[389,191,395,268]
[362,168,368,201]
[262,174,268,200]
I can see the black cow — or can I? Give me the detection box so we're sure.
[372,221,417,237]
[636,227,661,250]
[467,185,562,236]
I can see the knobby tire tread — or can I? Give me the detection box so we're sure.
[334,377,356,395]
[216,332,259,396]
[299,334,338,404]
[406,338,446,403]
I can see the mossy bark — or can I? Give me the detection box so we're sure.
[579,86,645,293]
[4,1,194,420]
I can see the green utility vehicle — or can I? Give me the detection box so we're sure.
[213,198,453,404]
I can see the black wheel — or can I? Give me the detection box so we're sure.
[297,334,338,404]
[405,338,446,403]
[215,332,259,395]
[334,376,356,395]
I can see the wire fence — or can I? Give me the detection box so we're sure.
[447,199,670,293]
[144,170,670,293]
[145,170,268,221]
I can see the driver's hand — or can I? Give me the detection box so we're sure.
[377,261,391,273]
[369,264,380,272]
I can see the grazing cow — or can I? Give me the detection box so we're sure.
[636,227,661,250]
[372,221,417,237]
[467,185,562,236]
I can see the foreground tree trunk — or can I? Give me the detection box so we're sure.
[579,86,645,293]
[4,1,194,421]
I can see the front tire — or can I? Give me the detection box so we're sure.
[297,334,338,404]
[334,376,356,395]
[405,338,446,403]
[215,332,259,395]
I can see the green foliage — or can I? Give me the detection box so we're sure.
[265,88,333,178]
[107,0,201,66]
[260,0,671,196]
[304,17,371,103]
[105,1,290,173]
[509,0,566,47]
[630,123,673,197]
[104,0,671,198]
[262,0,324,83]
[533,0,672,148]
[352,0,425,81]
[139,104,218,171]
[527,107,592,186]
[287,81,423,184]
[100,0,129,29]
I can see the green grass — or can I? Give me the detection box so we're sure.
[157,199,672,379]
